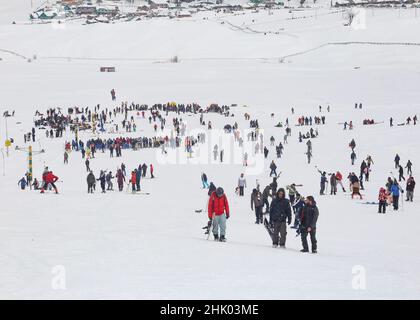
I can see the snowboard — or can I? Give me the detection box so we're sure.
[263,217,275,242]
[358,201,379,205]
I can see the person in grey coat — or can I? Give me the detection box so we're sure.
[269,188,292,248]
[251,188,264,224]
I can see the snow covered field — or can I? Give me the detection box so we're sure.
[0,1,420,299]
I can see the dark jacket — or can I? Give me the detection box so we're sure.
[269,195,292,223]
[251,191,264,210]
[87,172,96,185]
[299,204,319,229]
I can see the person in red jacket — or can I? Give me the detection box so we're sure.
[336,171,346,192]
[378,187,388,214]
[40,170,59,194]
[150,164,154,179]
[129,170,137,192]
[208,187,230,242]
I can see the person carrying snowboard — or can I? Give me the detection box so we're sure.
[208,187,230,242]
[269,188,292,248]
[299,196,319,253]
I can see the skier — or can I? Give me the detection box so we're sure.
[87,171,96,193]
[237,173,247,197]
[251,188,264,224]
[299,196,319,253]
[110,89,116,101]
[18,177,27,190]
[207,187,230,242]
[406,176,415,202]
[64,151,69,164]
[269,188,292,248]
[201,172,209,189]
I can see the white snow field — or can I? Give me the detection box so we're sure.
[0,1,420,299]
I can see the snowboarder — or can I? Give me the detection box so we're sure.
[351,150,357,166]
[97,170,106,193]
[208,187,230,242]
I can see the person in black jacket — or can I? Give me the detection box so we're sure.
[299,196,319,253]
[269,188,292,248]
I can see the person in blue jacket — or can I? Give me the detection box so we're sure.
[18,177,28,190]
[390,179,403,211]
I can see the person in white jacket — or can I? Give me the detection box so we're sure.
[238,173,247,196]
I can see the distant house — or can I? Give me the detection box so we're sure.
[75,6,97,15]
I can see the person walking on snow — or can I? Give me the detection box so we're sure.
[378,187,388,214]
[208,187,230,242]
[87,171,96,193]
[394,154,400,169]
[299,196,319,253]
[201,173,209,189]
[406,176,415,202]
[405,160,413,176]
[238,173,247,196]
[269,188,292,248]
[269,160,278,177]
[251,188,264,224]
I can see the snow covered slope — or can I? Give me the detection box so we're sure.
[0,1,419,299]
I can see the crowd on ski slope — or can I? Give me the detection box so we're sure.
[13,92,417,253]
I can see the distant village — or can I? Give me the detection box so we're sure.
[27,0,420,24]
[28,0,286,24]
